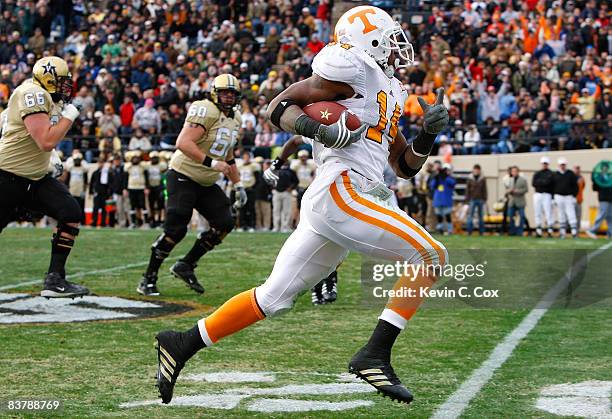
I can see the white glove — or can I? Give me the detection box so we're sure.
[263,158,284,187]
[48,149,64,177]
[61,104,80,122]
[233,182,248,209]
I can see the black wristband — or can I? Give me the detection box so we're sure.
[227,158,236,166]
[295,114,321,139]
[202,156,213,167]
[411,129,437,156]
[270,98,298,128]
[398,145,420,178]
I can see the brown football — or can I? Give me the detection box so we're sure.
[303,101,361,130]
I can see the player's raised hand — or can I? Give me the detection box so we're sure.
[315,111,367,149]
[417,88,449,135]
[61,103,80,122]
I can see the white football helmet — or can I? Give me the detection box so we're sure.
[334,6,414,78]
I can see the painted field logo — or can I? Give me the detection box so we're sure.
[121,371,375,412]
[536,381,612,418]
[0,292,193,324]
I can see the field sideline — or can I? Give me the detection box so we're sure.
[0,228,610,418]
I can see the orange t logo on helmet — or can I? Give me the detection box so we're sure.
[347,8,377,34]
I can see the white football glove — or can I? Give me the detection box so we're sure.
[61,104,80,122]
[263,158,284,187]
[233,182,248,209]
[48,149,64,177]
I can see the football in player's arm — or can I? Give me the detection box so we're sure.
[0,56,88,298]
[137,74,245,297]
[266,75,448,181]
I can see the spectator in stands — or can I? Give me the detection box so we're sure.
[554,157,578,238]
[532,156,556,237]
[463,124,483,155]
[586,161,612,239]
[119,95,135,135]
[505,166,528,236]
[259,71,284,102]
[133,98,161,134]
[429,163,455,235]
[98,104,121,136]
[128,128,152,152]
[465,164,487,236]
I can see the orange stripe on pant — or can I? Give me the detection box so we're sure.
[385,273,436,321]
[204,288,265,343]
[329,174,432,264]
[340,172,446,265]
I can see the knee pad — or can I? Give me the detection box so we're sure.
[52,223,80,252]
[151,232,179,260]
[194,228,225,252]
[255,283,297,318]
[210,214,235,235]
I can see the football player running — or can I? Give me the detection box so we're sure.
[154,6,448,404]
[0,56,88,298]
[137,74,246,296]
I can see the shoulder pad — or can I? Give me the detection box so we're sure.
[15,81,52,119]
[312,43,367,95]
[186,99,219,130]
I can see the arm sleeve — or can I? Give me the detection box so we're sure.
[311,44,366,97]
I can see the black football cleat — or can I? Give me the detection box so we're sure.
[41,272,89,298]
[349,348,414,404]
[311,279,325,305]
[322,270,338,303]
[155,331,191,404]
[170,261,204,294]
[137,273,160,296]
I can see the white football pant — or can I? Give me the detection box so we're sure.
[255,162,447,330]
[554,194,577,236]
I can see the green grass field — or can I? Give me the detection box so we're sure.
[0,228,610,418]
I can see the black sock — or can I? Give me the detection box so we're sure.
[363,319,401,361]
[181,239,209,265]
[181,324,206,359]
[145,251,164,277]
[48,233,74,277]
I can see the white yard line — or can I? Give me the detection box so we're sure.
[0,248,234,291]
[431,241,612,419]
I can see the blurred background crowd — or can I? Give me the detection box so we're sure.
[0,0,610,236]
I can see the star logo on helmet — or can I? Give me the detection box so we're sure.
[320,109,332,120]
[42,61,56,76]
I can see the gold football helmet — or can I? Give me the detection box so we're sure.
[32,56,73,103]
[210,74,240,111]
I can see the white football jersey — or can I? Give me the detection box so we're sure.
[309,42,408,183]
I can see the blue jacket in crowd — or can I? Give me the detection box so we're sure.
[429,174,456,208]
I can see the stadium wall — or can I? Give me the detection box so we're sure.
[447,149,610,230]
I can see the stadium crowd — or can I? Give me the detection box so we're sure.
[0,0,610,236]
